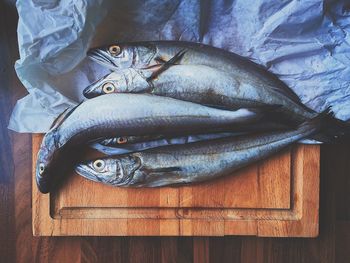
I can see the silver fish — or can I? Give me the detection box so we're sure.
[75,111,329,187]
[83,64,314,123]
[90,132,248,155]
[87,41,313,121]
[90,120,291,155]
[36,94,263,193]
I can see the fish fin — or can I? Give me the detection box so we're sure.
[132,166,183,187]
[153,49,186,65]
[146,49,187,82]
[302,107,349,142]
[49,105,79,129]
[132,177,188,187]
[154,57,167,64]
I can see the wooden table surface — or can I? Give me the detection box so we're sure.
[1,1,350,262]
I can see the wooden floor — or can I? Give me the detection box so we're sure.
[1,1,350,262]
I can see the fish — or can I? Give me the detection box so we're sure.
[90,132,248,155]
[75,110,332,187]
[36,93,266,193]
[89,120,292,155]
[83,64,315,124]
[87,40,313,122]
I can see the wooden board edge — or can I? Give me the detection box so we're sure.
[32,134,55,236]
[257,145,320,237]
[32,135,320,237]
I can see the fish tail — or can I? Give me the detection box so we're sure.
[301,107,349,143]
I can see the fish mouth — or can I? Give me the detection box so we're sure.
[82,84,98,99]
[87,49,118,70]
[75,163,100,183]
[36,173,51,194]
[83,71,115,99]
[35,164,52,194]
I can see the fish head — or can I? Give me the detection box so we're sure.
[36,130,58,193]
[83,71,129,98]
[75,155,142,186]
[83,68,150,99]
[87,43,157,70]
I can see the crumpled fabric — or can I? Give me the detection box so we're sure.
[9,0,350,133]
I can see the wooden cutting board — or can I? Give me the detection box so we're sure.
[32,134,319,237]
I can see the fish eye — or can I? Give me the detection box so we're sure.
[108,45,121,56]
[102,82,115,94]
[93,160,105,171]
[117,137,128,144]
[39,163,45,175]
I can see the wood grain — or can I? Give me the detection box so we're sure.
[32,134,319,237]
[193,237,209,263]
[1,1,350,261]
[48,147,291,210]
[160,237,193,263]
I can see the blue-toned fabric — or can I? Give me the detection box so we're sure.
[9,0,350,132]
